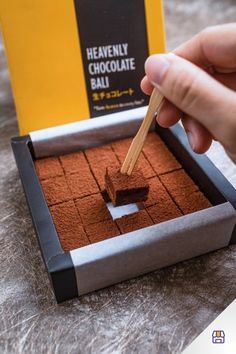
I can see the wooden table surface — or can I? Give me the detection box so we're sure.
[1,1,236,353]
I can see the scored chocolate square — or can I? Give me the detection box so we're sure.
[66,170,99,199]
[140,176,169,208]
[159,169,210,214]
[85,144,120,191]
[59,151,90,175]
[147,198,182,224]
[41,175,72,206]
[35,157,64,180]
[112,138,156,178]
[175,190,212,215]
[143,132,181,175]
[105,166,149,206]
[160,169,199,197]
[75,193,112,226]
[85,220,120,244]
[116,209,153,234]
[50,200,89,252]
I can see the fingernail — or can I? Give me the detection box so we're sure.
[186,131,196,151]
[156,111,165,126]
[145,54,171,85]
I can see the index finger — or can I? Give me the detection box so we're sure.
[174,23,236,70]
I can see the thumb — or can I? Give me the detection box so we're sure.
[145,53,236,142]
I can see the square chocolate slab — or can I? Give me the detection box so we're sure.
[11,113,236,303]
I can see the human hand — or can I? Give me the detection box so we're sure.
[141,23,236,163]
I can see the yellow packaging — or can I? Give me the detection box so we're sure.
[0,0,165,135]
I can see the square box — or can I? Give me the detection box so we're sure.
[12,108,236,302]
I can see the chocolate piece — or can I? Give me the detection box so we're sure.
[105,166,149,206]
[140,176,170,208]
[116,210,153,233]
[85,220,120,243]
[176,190,212,215]
[85,144,120,191]
[50,200,89,252]
[159,169,212,215]
[160,169,198,196]
[144,132,163,145]
[60,151,90,175]
[75,193,112,226]
[35,157,64,180]
[143,132,181,175]
[66,170,99,199]
[41,176,72,206]
[160,169,201,212]
[147,199,182,224]
[112,138,156,178]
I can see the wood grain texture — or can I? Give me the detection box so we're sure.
[1,1,236,353]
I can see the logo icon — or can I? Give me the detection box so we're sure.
[212,330,225,344]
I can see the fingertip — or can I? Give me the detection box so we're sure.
[191,126,212,154]
[145,53,175,86]
[193,135,212,154]
[157,100,181,127]
[144,54,159,72]
[140,76,153,95]
[182,116,212,154]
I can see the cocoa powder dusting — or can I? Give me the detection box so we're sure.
[35,133,212,252]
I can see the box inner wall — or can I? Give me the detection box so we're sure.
[34,132,212,252]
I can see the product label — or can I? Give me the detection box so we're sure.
[74,0,149,117]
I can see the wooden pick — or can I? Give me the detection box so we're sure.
[121,88,163,175]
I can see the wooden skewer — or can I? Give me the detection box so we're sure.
[121,88,163,176]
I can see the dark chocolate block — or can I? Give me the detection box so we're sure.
[35,157,64,180]
[105,166,149,206]
[66,170,99,199]
[85,144,120,191]
[159,169,210,214]
[60,151,90,175]
[75,193,112,226]
[160,169,201,213]
[143,132,181,175]
[41,176,72,206]
[175,190,212,215]
[50,200,89,252]
[140,176,170,208]
[147,199,182,224]
[85,220,120,243]
[112,138,156,178]
[160,169,198,197]
[116,210,153,233]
